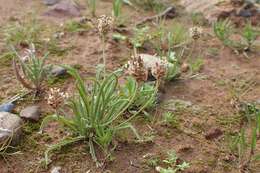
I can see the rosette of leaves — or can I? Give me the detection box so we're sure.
[12,45,50,94]
[41,66,155,167]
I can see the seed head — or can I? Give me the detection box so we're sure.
[46,87,69,109]
[189,26,203,40]
[97,15,113,36]
[151,62,166,80]
[125,55,148,82]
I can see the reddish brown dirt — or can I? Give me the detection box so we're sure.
[0,0,260,173]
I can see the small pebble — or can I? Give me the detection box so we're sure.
[20,106,41,121]
[51,65,67,77]
[0,103,15,112]
[238,9,253,17]
[43,0,81,17]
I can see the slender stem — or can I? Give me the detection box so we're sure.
[133,46,137,57]
[187,40,199,76]
[102,34,106,73]
[188,40,196,59]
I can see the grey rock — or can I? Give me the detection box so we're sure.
[51,65,67,77]
[43,0,60,5]
[44,0,81,17]
[238,9,253,17]
[0,112,23,145]
[20,106,40,121]
[0,103,15,112]
[140,54,169,70]
[181,0,220,23]
[256,99,260,104]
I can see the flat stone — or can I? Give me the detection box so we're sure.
[51,65,67,77]
[140,54,169,70]
[238,9,253,17]
[181,0,220,22]
[0,112,23,145]
[20,106,40,121]
[44,0,81,18]
[43,0,60,5]
[181,0,231,23]
[0,103,15,112]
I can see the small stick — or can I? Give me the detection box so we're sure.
[135,6,176,26]
[1,91,31,104]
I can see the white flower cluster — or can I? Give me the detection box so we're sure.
[125,55,148,82]
[189,26,203,40]
[46,87,69,109]
[151,61,167,80]
[97,15,113,35]
[126,55,143,72]
[125,54,168,81]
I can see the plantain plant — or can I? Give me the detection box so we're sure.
[213,19,234,47]
[213,20,259,55]
[41,66,156,167]
[241,23,258,51]
[231,104,260,171]
[12,45,50,95]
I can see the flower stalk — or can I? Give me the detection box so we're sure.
[97,15,113,74]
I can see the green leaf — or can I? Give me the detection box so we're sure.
[251,127,257,151]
